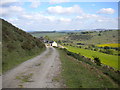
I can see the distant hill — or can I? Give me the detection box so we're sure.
[67,30,119,45]
[30,29,119,44]
[2,19,45,72]
[29,31,56,34]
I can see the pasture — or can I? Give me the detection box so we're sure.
[97,43,120,48]
[58,48,118,88]
[65,46,119,70]
[31,32,67,41]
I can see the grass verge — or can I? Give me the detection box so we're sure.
[3,48,45,73]
[58,48,118,88]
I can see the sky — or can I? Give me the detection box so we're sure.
[0,0,119,31]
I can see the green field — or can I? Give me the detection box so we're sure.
[58,48,118,88]
[65,46,119,70]
[31,32,67,41]
[97,43,120,47]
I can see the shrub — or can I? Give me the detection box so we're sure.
[98,33,101,36]
[94,48,98,51]
[105,49,113,55]
[93,57,101,66]
[104,46,110,49]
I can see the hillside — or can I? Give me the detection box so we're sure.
[2,19,45,72]
[58,48,119,88]
[31,30,119,45]
[67,30,119,45]
[0,20,1,74]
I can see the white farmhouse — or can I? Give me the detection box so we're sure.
[51,41,57,47]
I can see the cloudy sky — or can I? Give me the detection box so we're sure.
[0,0,119,31]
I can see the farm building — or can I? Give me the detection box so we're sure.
[49,41,58,47]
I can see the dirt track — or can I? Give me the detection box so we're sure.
[2,46,62,88]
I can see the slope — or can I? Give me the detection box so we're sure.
[58,48,118,88]
[2,19,45,72]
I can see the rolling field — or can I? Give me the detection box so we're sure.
[31,32,67,41]
[65,46,119,70]
[67,30,119,45]
[30,30,119,45]
[58,49,118,88]
[97,43,120,48]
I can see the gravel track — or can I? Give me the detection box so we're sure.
[2,46,62,88]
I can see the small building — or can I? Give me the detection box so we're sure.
[44,40,49,43]
[50,41,58,47]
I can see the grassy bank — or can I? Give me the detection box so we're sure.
[65,46,119,70]
[58,48,118,88]
[3,48,45,73]
[2,19,46,73]
[0,44,1,74]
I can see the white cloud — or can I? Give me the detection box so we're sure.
[76,16,84,19]
[59,17,71,22]
[0,0,18,6]
[0,6,24,17]
[29,0,40,8]
[47,5,83,14]
[97,8,115,14]
[97,19,104,22]
[76,14,99,20]
[0,8,7,16]
[2,2,117,31]
[8,15,117,31]
[20,12,71,23]
[76,13,117,23]
[21,14,33,19]
[20,13,45,21]
[0,0,24,17]
[96,17,117,23]
[6,10,117,31]
[49,0,70,4]
[10,6,24,12]
[45,16,57,21]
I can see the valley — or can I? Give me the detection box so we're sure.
[1,19,120,88]
[1,1,119,89]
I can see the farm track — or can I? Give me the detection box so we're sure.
[2,46,62,88]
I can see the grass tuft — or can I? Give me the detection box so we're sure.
[16,73,34,83]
